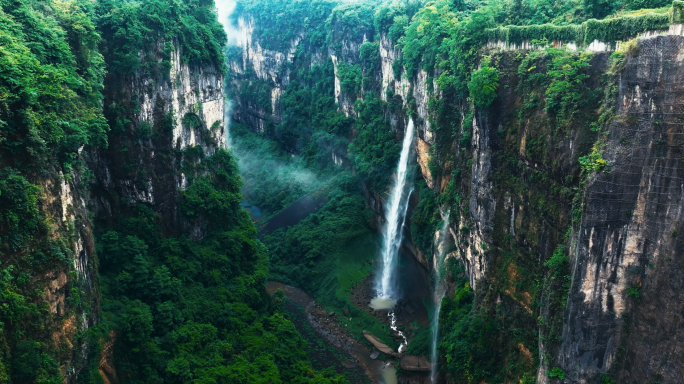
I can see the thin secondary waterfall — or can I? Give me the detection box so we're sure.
[431,212,450,383]
[370,120,415,310]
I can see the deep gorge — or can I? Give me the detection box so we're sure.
[2,0,684,383]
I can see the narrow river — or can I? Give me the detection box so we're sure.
[266,281,398,384]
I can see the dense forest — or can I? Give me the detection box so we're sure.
[2,0,684,383]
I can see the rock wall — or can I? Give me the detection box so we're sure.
[42,169,98,382]
[559,34,684,383]
[231,19,434,155]
[232,16,301,132]
[89,41,225,233]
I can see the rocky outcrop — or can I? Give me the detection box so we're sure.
[416,137,434,190]
[451,112,496,287]
[400,355,432,372]
[363,331,399,356]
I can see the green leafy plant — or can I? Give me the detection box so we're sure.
[549,366,566,379]
[468,57,500,107]
[337,61,362,94]
[579,144,608,175]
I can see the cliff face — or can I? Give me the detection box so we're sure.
[35,168,99,382]
[89,41,225,234]
[560,35,684,383]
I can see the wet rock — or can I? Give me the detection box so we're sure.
[370,351,380,360]
[400,355,431,372]
[328,311,335,317]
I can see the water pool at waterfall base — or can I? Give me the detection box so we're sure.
[380,362,398,384]
[369,297,397,310]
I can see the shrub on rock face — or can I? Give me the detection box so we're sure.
[468,57,499,107]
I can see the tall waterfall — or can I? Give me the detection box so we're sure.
[216,0,237,148]
[430,212,450,383]
[371,120,415,310]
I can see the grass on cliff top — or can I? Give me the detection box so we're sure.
[607,5,672,18]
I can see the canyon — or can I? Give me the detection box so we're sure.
[2,0,684,383]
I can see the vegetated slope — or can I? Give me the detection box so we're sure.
[229,0,684,383]
[0,0,106,381]
[0,0,348,383]
[84,0,347,383]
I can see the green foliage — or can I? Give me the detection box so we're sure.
[410,179,441,254]
[374,0,422,42]
[402,2,495,100]
[675,0,684,22]
[0,0,107,171]
[486,10,670,47]
[263,173,398,348]
[468,57,500,107]
[348,94,400,189]
[549,366,566,379]
[0,0,110,381]
[583,0,623,19]
[545,50,592,126]
[359,42,380,72]
[10,341,61,384]
[624,0,672,11]
[231,123,326,218]
[405,322,431,356]
[238,78,273,114]
[234,0,337,50]
[0,170,42,253]
[96,150,345,383]
[545,245,570,278]
[438,280,490,382]
[265,173,371,290]
[337,61,362,94]
[326,2,376,48]
[627,285,641,298]
[96,0,227,75]
[579,144,608,175]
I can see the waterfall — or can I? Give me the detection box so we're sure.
[216,0,237,148]
[430,212,450,383]
[370,120,415,310]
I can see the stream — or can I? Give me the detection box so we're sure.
[266,282,395,384]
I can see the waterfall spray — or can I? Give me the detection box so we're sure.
[370,120,415,310]
[430,212,450,383]
[215,0,238,148]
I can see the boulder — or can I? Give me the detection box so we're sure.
[362,331,397,356]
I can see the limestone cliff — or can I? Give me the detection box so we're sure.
[89,41,225,234]
[559,35,684,383]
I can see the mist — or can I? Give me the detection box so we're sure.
[215,0,326,214]
[215,0,239,46]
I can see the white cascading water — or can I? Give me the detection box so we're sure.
[430,212,450,383]
[215,0,238,148]
[370,120,415,311]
